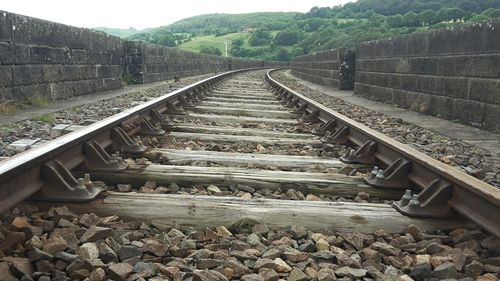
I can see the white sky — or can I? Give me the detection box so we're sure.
[1,0,354,30]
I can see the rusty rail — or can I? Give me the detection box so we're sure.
[266,69,500,237]
[0,69,254,214]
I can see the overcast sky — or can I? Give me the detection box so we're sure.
[2,0,354,30]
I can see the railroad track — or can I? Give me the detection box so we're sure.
[0,69,499,280]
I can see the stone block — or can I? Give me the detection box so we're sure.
[484,20,500,52]
[42,64,64,82]
[388,74,403,89]
[73,80,91,96]
[406,32,429,56]
[452,99,485,126]
[428,96,454,119]
[0,65,12,87]
[48,81,74,100]
[435,56,455,76]
[12,65,43,86]
[442,77,468,99]
[407,92,432,113]
[415,75,443,95]
[468,78,500,105]
[409,57,436,75]
[0,10,11,41]
[483,104,500,131]
[69,49,89,65]
[0,87,13,101]
[102,77,122,91]
[30,45,70,64]
[395,58,410,74]
[391,89,408,107]
[62,65,83,81]
[11,84,49,101]
[0,42,30,64]
[465,54,500,78]
[401,75,417,92]
[459,23,486,54]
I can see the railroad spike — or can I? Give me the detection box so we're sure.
[301,109,320,123]
[311,119,337,136]
[80,140,128,172]
[150,109,175,129]
[320,126,349,145]
[393,180,454,218]
[32,161,102,202]
[340,140,378,165]
[138,115,165,136]
[364,158,411,189]
[111,127,147,155]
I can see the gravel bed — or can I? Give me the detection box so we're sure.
[0,74,214,158]
[271,71,500,188]
[107,177,384,204]
[0,205,498,281]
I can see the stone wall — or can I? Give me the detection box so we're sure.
[354,21,500,131]
[0,10,288,104]
[290,48,355,90]
[0,10,123,103]
[124,41,229,84]
[124,42,289,84]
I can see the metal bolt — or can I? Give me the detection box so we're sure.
[376,169,385,179]
[76,178,87,190]
[400,189,412,206]
[83,174,92,185]
[409,194,420,206]
[348,149,355,158]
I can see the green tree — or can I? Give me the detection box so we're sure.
[249,29,272,46]
[274,30,301,46]
[157,35,176,47]
[276,48,290,61]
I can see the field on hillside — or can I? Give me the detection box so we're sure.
[178,33,251,54]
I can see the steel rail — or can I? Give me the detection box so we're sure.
[0,68,255,214]
[266,69,500,237]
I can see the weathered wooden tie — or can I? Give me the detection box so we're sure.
[77,164,403,199]
[180,113,299,125]
[164,132,320,146]
[34,193,473,233]
[189,105,299,119]
[147,149,342,169]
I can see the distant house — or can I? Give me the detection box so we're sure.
[242,27,257,33]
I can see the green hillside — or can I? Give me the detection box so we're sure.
[102,0,500,60]
[92,27,145,38]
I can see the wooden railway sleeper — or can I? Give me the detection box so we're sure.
[150,109,175,128]
[80,140,128,171]
[111,127,147,155]
[139,116,165,136]
[32,161,102,202]
[340,140,378,165]
[393,179,454,218]
[312,119,337,136]
[364,158,411,189]
[321,126,350,145]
